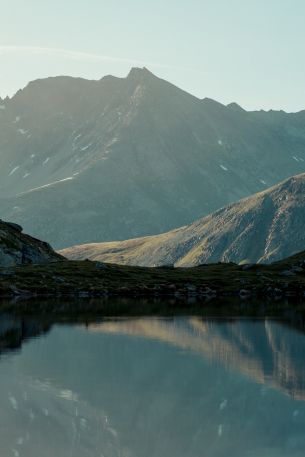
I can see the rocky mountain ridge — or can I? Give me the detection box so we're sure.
[1,68,305,247]
[60,173,305,266]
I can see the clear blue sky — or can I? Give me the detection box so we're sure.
[1,0,304,111]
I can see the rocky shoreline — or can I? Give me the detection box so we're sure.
[0,253,305,304]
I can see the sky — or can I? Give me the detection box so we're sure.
[0,0,304,111]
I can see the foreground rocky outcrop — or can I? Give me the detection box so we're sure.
[60,173,305,266]
[0,219,63,266]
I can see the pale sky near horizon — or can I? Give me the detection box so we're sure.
[0,0,304,111]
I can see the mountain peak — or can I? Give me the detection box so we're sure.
[127,67,156,81]
[227,102,245,112]
[201,97,226,111]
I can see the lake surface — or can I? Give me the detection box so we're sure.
[1,313,305,456]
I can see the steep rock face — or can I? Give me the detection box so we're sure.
[0,220,63,266]
[60,173,305,265]
[1,68,305,247]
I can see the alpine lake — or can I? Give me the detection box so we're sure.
[1,298,305,457]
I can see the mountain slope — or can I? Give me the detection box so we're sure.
[60,173,305,265]
[1,68,305,248]
[0,220,62,266]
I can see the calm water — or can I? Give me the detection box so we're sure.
[1,313,305,456]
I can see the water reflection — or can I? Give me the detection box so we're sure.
[88,317,305,400]
[0,314,50,353]
[1,312,305,456]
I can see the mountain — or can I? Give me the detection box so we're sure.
[1,68,305,248]
[60,173,305,265]
[0,219,62,266]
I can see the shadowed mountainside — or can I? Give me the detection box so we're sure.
[1,69,305,248]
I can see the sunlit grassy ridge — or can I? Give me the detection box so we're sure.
[61,174,305,266]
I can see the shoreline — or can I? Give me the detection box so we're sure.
[0,256,304,305]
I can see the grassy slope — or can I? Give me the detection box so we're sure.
[60,173,305,266]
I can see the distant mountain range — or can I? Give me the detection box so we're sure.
[1,68,305,248]
[60,173,305,265]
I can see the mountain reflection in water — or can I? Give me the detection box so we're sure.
[1,312,305,456]
[88,317,305,400]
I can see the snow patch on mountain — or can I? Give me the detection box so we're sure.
[9,166,20,176]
